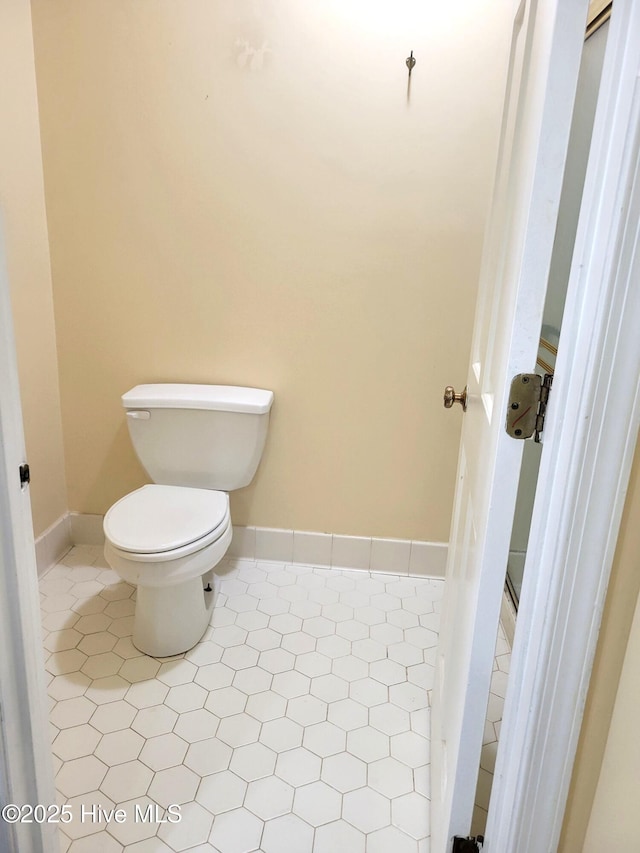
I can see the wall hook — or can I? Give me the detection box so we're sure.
[406,50,416,76]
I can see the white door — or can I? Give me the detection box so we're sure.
[430,1,589,849]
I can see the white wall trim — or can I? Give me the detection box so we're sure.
[34,513,72,576]
[70,514,448,578]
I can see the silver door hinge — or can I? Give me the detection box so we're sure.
[505,373,553,442]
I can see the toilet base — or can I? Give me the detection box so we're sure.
[133,572,216,657]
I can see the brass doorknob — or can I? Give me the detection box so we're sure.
[444,385,468,411]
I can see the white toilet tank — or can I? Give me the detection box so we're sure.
[122,384,274,490]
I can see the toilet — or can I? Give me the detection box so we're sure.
[103,383,274,657]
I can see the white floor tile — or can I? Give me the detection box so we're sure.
[50,696,96,729]
[157,799,213,850]
[101,760,153,802]
[184,738,232,777]
[195,769,247,813]
[343,787,391,833]
[314,819,365,853]
[52,725,101,762]
[347,726,390,763]
[302,721,346,757]
[274,748,321,789]
[93,729,144,766]
[38,545,508,851]
[229,741,277,781]
[138,732,188,772]
[392,791,431,840]
[292,780,342,826]
[320,751,367,793]
[261,812,313,853]
[244,775,294,820]
[209,806,263,853]
[368,825,419,853]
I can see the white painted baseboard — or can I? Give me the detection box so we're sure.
[34,514,72,576]
[68,513,448,578]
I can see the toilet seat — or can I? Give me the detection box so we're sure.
[104,484,230,561]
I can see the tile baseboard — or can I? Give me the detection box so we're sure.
[67,514,448,579]
[69,512,106,546]
[230,526,448,579]
[34,514,72,576]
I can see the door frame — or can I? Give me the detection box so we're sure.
[0,224,58,852]
[487,0,640,849]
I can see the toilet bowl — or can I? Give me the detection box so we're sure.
[104,484,233,656]
[102,384,274,657]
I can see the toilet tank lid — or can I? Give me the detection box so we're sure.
[122,384,274,414]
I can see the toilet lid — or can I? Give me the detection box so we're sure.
[104,485,229,554]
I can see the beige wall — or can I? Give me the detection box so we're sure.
[30,0,511,541]
[559,437,640,851]
[0,0,67,537]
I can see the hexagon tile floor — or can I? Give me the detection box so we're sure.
[39,545,451,852]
